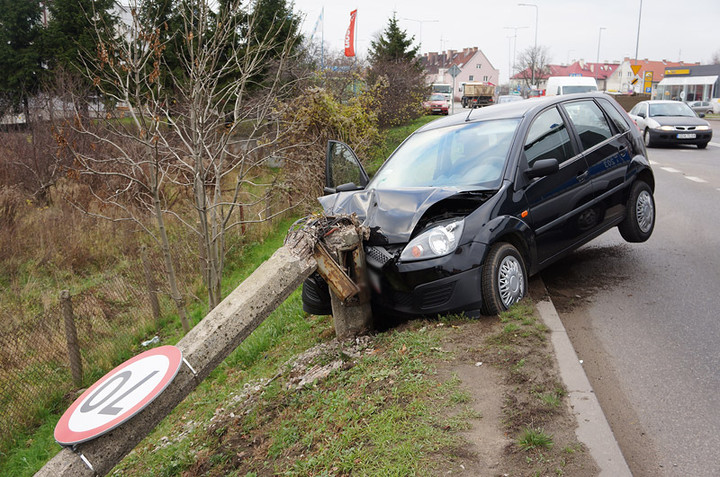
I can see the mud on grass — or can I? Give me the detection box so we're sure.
[474,300,599,476]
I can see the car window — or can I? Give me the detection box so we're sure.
[523,107,574,166]
[598,98,631,133]
[369,119,520,190]
[563,100,613,150]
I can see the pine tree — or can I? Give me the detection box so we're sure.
[368,14,419,64]
[0,0,44,115]
[367,13,427,127]
[45,0,118,72]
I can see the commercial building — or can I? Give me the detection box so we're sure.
[654,64,720,102]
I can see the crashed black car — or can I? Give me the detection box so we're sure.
[303,93,655,317]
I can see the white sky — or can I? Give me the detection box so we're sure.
[292,0,720,83]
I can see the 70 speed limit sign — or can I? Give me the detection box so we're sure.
[55,345,183,446]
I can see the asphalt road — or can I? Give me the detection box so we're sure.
[541,122,720,476]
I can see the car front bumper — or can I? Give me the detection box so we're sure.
[648,128,712,145]
[302,243,487,319]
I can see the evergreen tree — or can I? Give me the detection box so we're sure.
[367,13,427,127]
[45,0,118,72]
[0,0,44,115]
[368,13,419,64]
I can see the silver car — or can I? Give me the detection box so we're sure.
[686,100,713,116]
[628,100,713,149]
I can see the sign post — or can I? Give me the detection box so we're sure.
[448,64,461,115]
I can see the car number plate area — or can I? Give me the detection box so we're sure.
[677,133,696,139]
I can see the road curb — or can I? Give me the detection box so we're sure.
[533,279,632,477]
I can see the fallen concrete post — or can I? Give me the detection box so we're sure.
[316,222,372,339]
[36,245,317,477]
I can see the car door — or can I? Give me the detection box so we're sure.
[325,140,369,194]
[518,106,594,264]
[561,98,632,229]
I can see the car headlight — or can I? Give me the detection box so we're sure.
[697,125,711,131]
[658,125,675,131]
[400,219,465,262]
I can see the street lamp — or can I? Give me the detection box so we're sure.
[504,26,528,80]
[518,3,538,87]
[402,17,439,52]
[596,27,606,67]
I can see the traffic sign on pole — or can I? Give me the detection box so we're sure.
[55,345,183,446]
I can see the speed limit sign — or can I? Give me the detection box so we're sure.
[55,345,183,446]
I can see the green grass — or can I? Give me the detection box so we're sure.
[517,427,554,451]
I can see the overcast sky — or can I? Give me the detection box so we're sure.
[292,0,720,83]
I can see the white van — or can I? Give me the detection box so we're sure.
[545,76,598,96]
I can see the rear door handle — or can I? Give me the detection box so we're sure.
[577,170,589,182]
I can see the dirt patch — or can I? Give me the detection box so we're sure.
[158,305,599,476]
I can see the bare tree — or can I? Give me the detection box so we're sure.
[514,45,551,93]
[65,0,303,330]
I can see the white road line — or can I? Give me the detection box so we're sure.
[649,160,661,166]
[708,142,720,148]
[661,167,681,173]
[685,176,707,183]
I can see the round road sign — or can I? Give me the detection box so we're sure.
[55,345,183,446]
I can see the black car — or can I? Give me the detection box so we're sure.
[303,93,655,318]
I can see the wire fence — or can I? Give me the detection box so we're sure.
[0,250,177,452]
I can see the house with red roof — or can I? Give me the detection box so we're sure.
[421,47,500,101]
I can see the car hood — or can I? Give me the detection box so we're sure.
[318,187,489,244]
[650,116,709,127]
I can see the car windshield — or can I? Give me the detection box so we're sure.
[429,94,445,101]
[369,119,519,190]
[649,102,695,117]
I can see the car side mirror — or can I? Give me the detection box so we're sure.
[637,112,646,119]
[525,158,559,179]
[698,112,706,118]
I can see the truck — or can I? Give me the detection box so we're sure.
[461,82,495,108]
[545,76,598,96]
[431,83,453,102]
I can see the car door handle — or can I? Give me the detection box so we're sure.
[577,171,589,182]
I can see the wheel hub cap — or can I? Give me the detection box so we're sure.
[636,190,654,233]
[498,256,524,308]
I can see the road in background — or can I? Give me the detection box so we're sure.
[541,135,720,476]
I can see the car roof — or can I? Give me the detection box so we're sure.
[415,92,616,132]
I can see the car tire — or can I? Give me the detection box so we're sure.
[643,128,654,148]
[481,243,527,315]
[697,142,709,149]
[618,181,655,243]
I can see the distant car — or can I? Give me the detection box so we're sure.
[303,93,655,319]
[423,94,449,115]
[686,100,713,116]
[628,100,713,149]
[497,95,524,104]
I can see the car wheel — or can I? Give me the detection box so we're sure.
[481,243,527,315]
[697,142,709,149]
[618,181,655,243]
[643,128,654,147]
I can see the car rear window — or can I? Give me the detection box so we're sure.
[564,100,613,150]
[598,98,631,133]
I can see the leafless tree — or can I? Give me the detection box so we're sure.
[514,45,551,93]
[65,0,303,330]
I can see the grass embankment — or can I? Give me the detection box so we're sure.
[0,115,438,475]
[3,114,594,476]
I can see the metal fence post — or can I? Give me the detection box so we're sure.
[60,290,83,387]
